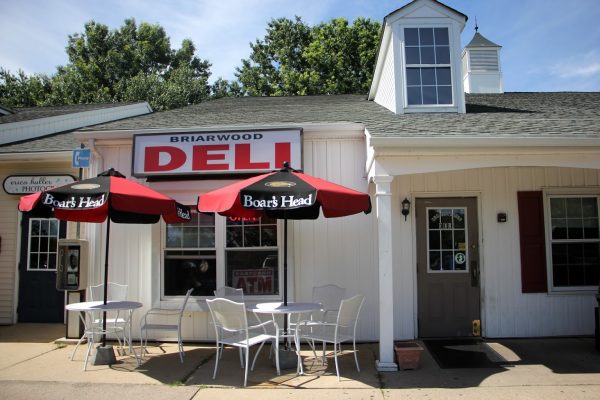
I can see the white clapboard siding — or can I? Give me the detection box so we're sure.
[373,37,397,113]
[394,166,600,339]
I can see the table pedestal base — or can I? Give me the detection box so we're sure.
[93,345,116,365]
[273,348,297,369]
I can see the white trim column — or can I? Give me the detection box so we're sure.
[374,175,397,371]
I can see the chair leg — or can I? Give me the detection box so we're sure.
[71,334,86,360]
[140,328,146,361]
[250,342,265,371]
[274,338,280,375]
[334,342,340,381]
[353,338,360,372]
[244,345,250,387]
[83,334,94,371]
[212,342,221,380]
[177,328,184,363]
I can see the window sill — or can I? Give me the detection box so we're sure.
[546,288,599,296]
[404,106,458,113]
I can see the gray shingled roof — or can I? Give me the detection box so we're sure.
[0,131,77,153]
[83,92,600,138]
[466,32,501,48]
[0,103,136,124]
[2,92,599,154]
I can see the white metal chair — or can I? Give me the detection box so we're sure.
[297,294,365,381]
[312,284,347,323]
[214,286,244,301]
[90,283,129,345]
[206,297,280,387]
[290,284,347,358]
[139,288,193,363]
[70,282,128,365]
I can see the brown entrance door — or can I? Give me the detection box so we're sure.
[416,197,480,337]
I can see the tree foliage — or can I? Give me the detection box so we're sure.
[1,15,382,108]
[235,16,381,96]
[0,19,213,110]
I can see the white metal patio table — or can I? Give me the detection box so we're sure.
[248,302,321,374]
[66,300,142,369]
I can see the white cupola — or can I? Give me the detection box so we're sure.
[462,27,503,93]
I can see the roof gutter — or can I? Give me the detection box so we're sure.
[369,135,600,149]
[0,151,71,163]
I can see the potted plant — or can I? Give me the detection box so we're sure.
[394,341,424,370]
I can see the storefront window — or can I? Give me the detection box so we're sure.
[226,216,279,296]
[549,196,599,287]
[163,213,280,297]
[164,212,216,296]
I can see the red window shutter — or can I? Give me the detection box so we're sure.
[517,191,548,293]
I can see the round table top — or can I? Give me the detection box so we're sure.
[248,302,321,314]
[66,300,143,312]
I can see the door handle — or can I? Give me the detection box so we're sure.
[470,260,479,287]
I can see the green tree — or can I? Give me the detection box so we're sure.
[0,19,212,110]
[0,68,53,107]
[235,16,381,96]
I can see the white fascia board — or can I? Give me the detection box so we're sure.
[0,102,152,145]
[369,135,600,149]
[75,122,366,142]
[0,151,71,163]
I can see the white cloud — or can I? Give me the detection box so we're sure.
[550,50,600,79]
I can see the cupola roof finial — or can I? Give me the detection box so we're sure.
[475,17,479,33]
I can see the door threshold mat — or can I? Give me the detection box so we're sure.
[423,339,510,369]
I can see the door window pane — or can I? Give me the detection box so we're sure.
[28,218,60,271]
[426,207,468,272]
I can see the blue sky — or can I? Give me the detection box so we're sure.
[1,0,599,92]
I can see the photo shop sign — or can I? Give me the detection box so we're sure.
[132,129,302,177]
[3,175,75,195]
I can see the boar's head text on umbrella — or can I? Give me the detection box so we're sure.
[19,168,191,347]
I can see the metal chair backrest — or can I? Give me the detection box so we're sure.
[313,284,346,310]
[214,286,245,302]
[336,294,365,336]
[89,282,127,301]
[178,288,194,324]
[206,298,248,332]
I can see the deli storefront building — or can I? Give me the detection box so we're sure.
[73,90,600,371]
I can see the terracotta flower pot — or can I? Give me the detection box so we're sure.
[394,341,423,370]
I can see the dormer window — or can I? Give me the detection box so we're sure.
[405,27,453,105]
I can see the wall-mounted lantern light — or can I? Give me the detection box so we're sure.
[401,198,411,221]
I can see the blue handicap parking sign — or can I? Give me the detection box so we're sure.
[72,148,91,168]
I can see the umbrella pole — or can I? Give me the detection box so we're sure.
[101,218,110,347]
[283,218,289,348]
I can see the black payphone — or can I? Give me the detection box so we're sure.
[56,239,88,291]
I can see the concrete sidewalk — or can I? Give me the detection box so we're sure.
[0,324,599,400]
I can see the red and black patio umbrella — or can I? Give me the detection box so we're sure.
[198,162,371,307]
[19,168,191,345]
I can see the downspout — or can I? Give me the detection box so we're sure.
[88,139,104,173]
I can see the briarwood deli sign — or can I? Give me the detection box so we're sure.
[132,129,302,177]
